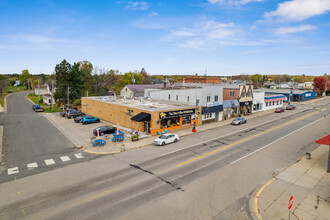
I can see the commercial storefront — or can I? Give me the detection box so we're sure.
[264,95,286,110]
[239,101,253,115]
[81,96,201,136]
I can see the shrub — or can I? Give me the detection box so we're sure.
[39,99,43,103]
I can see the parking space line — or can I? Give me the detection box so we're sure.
[8,167,19,175]
[74,153,84,159]
[27,162,38,170]
[44,159,55,166]
[60,156,71,162]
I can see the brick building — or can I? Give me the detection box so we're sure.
[183,74,221,84]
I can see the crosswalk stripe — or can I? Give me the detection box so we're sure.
[44,159,55,166]
[27,162,38,170]
[60,156,71,162]
[8,167,19,175]
[74,153,84,159]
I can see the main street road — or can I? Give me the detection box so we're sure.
[0,98,329,219]
[0,92,100,183]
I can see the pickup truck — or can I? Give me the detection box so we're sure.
[32,104,44,112]
[66,110,84,119]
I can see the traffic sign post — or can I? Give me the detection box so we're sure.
[288,196,294,220]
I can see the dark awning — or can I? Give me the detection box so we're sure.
[202,105,223,114]
[131,112,151,122]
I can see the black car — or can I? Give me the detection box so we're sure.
[66,110,84,119]
[93,126,116,136]
[60,109,76,117]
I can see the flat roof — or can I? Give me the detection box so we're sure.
[84,96,195,112]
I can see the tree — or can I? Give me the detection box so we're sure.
[54,59,72,105]
[79,60,93,96]
[140,68,151,84]
[0,74,8,97]
[313,76,327,96]
[19,69,31,89]
[104,69,120,93]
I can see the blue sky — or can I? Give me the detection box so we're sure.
[1,0,330,76]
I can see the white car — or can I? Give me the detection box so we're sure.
[154,133,179,146]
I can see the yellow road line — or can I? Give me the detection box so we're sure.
[166,111,319,170]
[254,178,275,220]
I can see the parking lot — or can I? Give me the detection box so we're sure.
[43,113,138,154]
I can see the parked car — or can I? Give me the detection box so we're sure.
[286,104,296,110]
[66,110,84,119]
[93,126,116,136]
[74,116,85,123]
[32,104,44,112]
[60,109,76,117]
[231,117,247,125]
[81,116,100,124]
[154,133,179,146]
[275,107,285,113]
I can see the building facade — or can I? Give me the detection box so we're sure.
[238,85,253,115]
[264,95,285,111]
[252,91,264,113]
[183,74,221,84]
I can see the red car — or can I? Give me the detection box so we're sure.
[275,107,285,113]
[286,104,296,110]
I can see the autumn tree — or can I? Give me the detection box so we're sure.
[104,69,121,93]
[140,68,151,84]
[79,60,93,97]
[313,76,327,96]
[19,69,31,89]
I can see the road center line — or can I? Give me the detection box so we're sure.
[230,116,325,165]
[161,111,319,170]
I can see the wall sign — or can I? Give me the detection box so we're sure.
[159,108,195,119]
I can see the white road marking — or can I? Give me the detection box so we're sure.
[74,153,84,159]
[159,109,311,157]
[230,116,324,165]
[60,156,71,162]
[8,167,19,175]
[44,159,55,165]
[27,162,38,170]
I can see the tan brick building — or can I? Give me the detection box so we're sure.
[81,96,202,135]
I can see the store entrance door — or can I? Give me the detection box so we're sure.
[143,121,150,134]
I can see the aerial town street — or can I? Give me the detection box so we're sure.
[0,92,329,219]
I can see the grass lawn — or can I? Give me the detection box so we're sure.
[0,86,27,107]
[27,93,62,113]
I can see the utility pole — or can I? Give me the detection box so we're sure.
[51,80,54,111]
[67,87,70,105]
[38,79,40,101]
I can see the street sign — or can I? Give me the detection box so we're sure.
[288,196,294,210]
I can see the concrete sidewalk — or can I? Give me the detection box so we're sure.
[251,145,330,220]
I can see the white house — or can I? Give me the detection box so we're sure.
[252,91,264,113]
[34,84,49,96]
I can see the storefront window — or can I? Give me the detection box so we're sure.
[161,117,180,128]
[182,115,191,126]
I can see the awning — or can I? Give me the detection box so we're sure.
[202,105,223,114]
[131,112,151,122]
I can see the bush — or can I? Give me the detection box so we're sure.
[73,99,81,106]
[39,99,43,103]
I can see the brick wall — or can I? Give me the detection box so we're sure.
[223,88,239,100]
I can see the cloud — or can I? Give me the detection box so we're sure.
[274,25,317,34]
[265,0,330,22]
[124,1,149,11]
[148,11,158,16]
[164,20,239,49]
[208,0,264,5]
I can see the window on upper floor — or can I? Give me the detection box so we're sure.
[187,96,189,102]
[230,91,235,97]
[168,94,171,100]
[207,96,211,102]
[176,95,178,100]
[214,95,218,102]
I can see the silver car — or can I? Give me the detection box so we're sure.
[231,117,247,125]
[154,133,179,146]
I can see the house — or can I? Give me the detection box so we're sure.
[34,85,49,96]
[120,84,165,98]
[43,93,55,105]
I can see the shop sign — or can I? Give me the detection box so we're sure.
[213,102,219,106]
[207,102,213,107]
[159,108,195,119]
[240,101,252,106]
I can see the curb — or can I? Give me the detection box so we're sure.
[0,126,3,163]
[3,93,11,113]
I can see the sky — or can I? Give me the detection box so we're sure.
[1,0,330,76]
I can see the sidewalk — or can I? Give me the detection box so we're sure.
[251,145,330,220]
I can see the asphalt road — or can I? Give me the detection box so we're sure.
[0,92,99,183]
[0,98,329,219]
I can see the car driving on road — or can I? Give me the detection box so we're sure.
[93,126,116,136]
[275,107,285,113]
[286,104,296,110]
[231,117,247,125]
[154,133,179,146]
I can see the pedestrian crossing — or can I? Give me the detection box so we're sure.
[7,153,85,175]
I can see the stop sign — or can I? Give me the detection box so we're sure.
[288,196,294,210]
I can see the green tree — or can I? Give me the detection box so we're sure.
[79,60,93,96]
[19,69,31,89]
[0,74,8,97]
[54,59,72,105]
